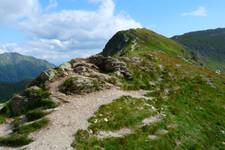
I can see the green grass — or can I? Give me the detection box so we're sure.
[26,109,47,122]
[73,121,177,150]
[73,76,225,150]
[23,98,57,114]
[13,118,49,134]
[0,88,54,147]
[88,96,157,133]
[0,134,32,147]
[172,28,225,73]
[0,118,49,147]
[0,115,6,124]
[3,87,57,116]
[0,103,12,125]
[24,87,50,100]
[72,96,161,149]
[102,28,190,58]
[73,50,225,150]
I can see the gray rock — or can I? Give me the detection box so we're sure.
[42,69,58,81]
[60,76,104,95]
[9,94,26,115]
[88,55,132,79]
[59,62,73,72]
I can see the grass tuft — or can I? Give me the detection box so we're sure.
[0,134,32,147]
[0,118,49,147]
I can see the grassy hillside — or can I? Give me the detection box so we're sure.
[102,28,191,58]
[74,28,225,150]
[172,28,225,73]
[0,28,224,149]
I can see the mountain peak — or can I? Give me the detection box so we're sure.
[102,28,188,57]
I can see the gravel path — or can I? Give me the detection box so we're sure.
[0,122,13,137]
[14,88,147,150]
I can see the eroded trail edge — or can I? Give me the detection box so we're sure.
[22,88,147,150]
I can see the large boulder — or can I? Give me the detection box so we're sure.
[30,68,58,87]
[59,62,73,72]
[71,61,99,76]
[88,55,132,79]
[9,86,51,115]
[9,94,27,115]
[40,69,58,81]
[59,76,106,95]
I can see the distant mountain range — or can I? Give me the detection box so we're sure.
[0,53,54,83]
[0,53,54,101]
[0,80,31,101]
[172,28,225,73]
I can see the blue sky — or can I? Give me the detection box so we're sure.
[0,0,224,64]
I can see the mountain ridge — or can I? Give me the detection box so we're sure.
[0,52,55,83]
[172,27,225,73]
[102,28,190,57]
[0,28,224,149]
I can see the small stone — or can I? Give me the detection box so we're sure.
[156,129,168,135]
[216,70,221,75]
[148,135,158,140]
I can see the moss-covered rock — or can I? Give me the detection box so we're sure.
[59,76,105,95]
[8,86,55,115]
[88,55,132,79]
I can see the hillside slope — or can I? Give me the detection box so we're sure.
[0,28,224,150]
[102,28,191,58]
[0,53,54,83]
[0,53,54,101]
[0,80,31,102]
[172,28,225,73]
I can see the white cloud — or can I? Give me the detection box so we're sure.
[0,41,86,64]
[0,0,141,64]
[0,0,39,24]
[181,6,207,17]
[45,0,58,12]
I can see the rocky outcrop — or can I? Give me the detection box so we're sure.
[71,59,99,76]
[30,69,59,87]
[9,86,52,115]
[101,31,131,56]
[9,94,26,115]
[6,55,133,114]
[57,55,133,95]
[59,76,106,95]
[88,55,132,80]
